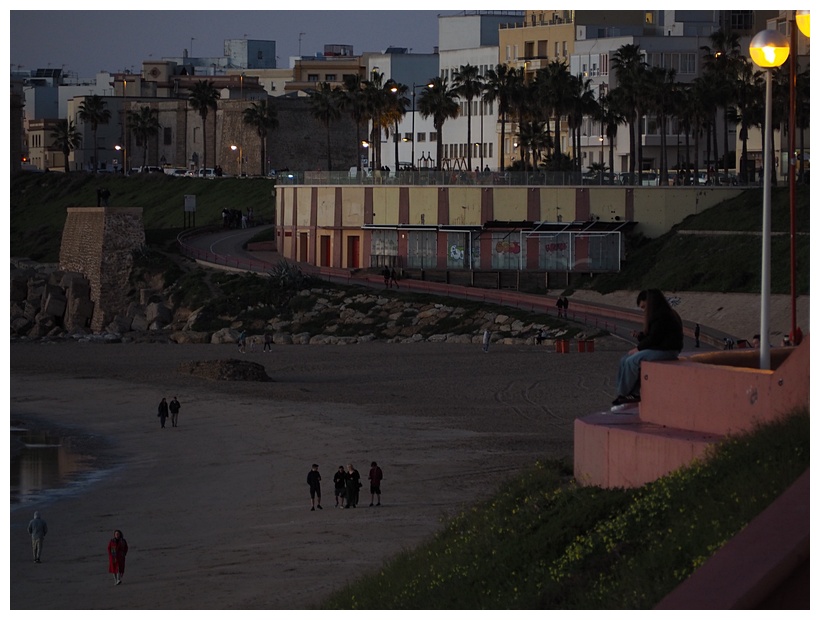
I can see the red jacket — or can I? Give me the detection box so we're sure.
[108,537,128,574]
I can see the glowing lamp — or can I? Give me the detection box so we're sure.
[749,30,790,68]
[796,10,810,37]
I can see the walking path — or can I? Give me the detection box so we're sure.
[180,224,809,351]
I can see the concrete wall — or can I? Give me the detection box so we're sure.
[59,207,145,332]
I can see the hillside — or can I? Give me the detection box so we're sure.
[10,171,810,296]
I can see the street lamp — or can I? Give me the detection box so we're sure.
[231,144,242,176]
[411,82,433,171]
[796,10,810,37]
[114,144,126,175]
[598,136,605,185]
[750,29,790,370]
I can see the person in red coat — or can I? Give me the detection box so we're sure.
[107,529,128,585]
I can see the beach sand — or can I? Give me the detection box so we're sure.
[10,337,628,610]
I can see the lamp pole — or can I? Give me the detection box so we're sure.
[411,87,416,170]
[750,29,790,370]
[231,144,242,176]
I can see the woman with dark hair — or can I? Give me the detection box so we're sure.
[611,289,683,412]
[107,529,128,585]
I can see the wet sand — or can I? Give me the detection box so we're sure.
[10,338,629,609]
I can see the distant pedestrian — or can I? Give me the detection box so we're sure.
[694,323,701,348]
[562,296,569,317]
[556,297,564,318]
[333,465,347,508]
[390,268,400,289]
[157,397,169,428]
[237,330,247,353]
[263,331,273,353]
[169,396,181,427]
[368,461,383,507]
[382,266,390,287]
[344,463,360,508]
[100,188,110,206]
[27,511,47,563]
[482,329,491,353]
[107,529,128,585]
[307,464,322,511]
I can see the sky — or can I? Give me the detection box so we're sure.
[8,8,464,78]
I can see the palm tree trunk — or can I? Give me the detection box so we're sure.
[466,101,472,171]
[326,121,332,171]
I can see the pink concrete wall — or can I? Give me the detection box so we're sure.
[641,338,810,436]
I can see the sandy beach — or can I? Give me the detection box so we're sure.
[10,337,628,610]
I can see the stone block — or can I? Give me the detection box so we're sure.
[43,293,67,318]
[145,302,172,324]
[130,314,149,331]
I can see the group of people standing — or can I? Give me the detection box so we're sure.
[157,396,181,428]
[307,462,383,510]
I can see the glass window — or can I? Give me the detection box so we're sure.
[325,74,336,82]
[370,230,398,268]
[446,232,469,269]
[406,231,436,269]
[539,233,570,270]
[307,74,319,82]
[429,132,437,142]
[417,132,426,143]
[491,232,524,270]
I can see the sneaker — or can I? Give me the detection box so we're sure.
[610,394,640,412]
[317,505,322,510]
[611,394,640,406]
[311,507,315,511]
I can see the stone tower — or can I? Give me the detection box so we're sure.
[59,207,145,332]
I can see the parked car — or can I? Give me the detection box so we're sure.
[188,168,216,178]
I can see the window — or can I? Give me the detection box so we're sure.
[307,74,319,82]
[600,54,609,76]
[417,132,426,143]
[270,82,277,91]
[325,74,337,82]
[429,132,437,142]
[562,41,568,57]
[404,132,413,141]
[555,42,560,57]
[257,50,264,60]
[163,127,172,145]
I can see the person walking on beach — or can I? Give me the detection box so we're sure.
[169,396,181,427]
[390,268,400,289]
[307,464,322,511]
[482,329,491,353]
[368,461,383,507]
[237,330,247,353]
[27,511,47,563]
[344,463,360,508]
[107,529,128,585]
[333,465,347,508]
[263,331,273,353]
[382,266,390,288]
[157,397,169,428]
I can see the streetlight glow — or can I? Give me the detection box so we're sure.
[796,10,810,37]
[750,29,790,370]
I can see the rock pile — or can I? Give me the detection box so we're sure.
[177,359,272,382]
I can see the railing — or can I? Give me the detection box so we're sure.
[277,170,588,187]
[176,226,273,274]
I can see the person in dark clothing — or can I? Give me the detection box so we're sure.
[389,268,400,289]
[611,289,683,412]
[307,464,322,510]
[694,323,701,348]
[333,465,347,508]
[157,397,169,428]
[169,396,181,427]
[368,461,383,507]
[344,463,360,508]
[382,266,390,287]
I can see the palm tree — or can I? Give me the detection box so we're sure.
[645,67,677,181]
[127,106,161,168]
[339,74,367,171]
[417,76,460,171]
[611,43,647,184]
[50,119,82,173]
[566,74,597,173]
[452,64,485,171]
[597,93,625,184]
[307,82,342,171]
[701,29,742,178]
[188,80,220,170]
[731,57,763,184]
[483,64,515,170]
[77,95,111,173]
[243,99,279,176]
[536,60,573,164]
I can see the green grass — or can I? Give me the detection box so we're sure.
[322,407,809,609]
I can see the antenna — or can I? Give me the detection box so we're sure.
[298,32,306,57]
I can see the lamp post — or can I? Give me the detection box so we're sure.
[411,82,434,170]
[788,11,809,345]
[114,144,126,176]
[231,144,242,177]
[750,29,790,370]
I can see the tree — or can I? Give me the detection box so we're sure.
[597,93,625,184]
[644,67,677,181]
[701,29,742,178]
[77,95,111,173]
[483,64,516,170]
[50,120,82,173]
[384,80,409,172]
[188,80,220,170]
[536,60,573,165]
[417,76,460,171]
[452,64,485,171]
[339,74,367,171]
[127,106,160,168]
[611,43,647,184]
[307,82,342,171]
[243,99,279,176]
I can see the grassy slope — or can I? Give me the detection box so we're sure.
[10,172,811,297]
